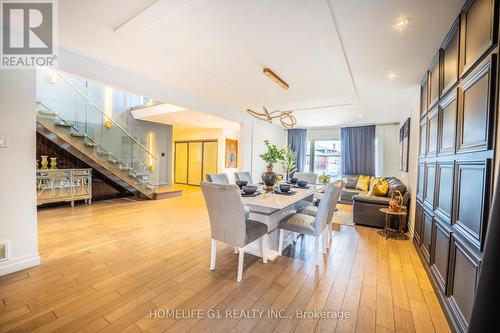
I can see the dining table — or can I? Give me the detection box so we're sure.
[241,185,322,260]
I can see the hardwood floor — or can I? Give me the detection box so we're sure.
[0,187,450,333]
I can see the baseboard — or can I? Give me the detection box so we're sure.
[0,253,40,276]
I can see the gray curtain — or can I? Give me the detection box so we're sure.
[341,125,375,176]
[287,129,307,172]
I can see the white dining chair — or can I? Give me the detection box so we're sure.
[299,179,346,250]
[234,171,254,184]
[278,182,337,266]
[200,182,268,282]
[206,173,230,183]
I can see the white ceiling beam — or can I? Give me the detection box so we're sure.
[114,0,197,35]
[303,0,359,103]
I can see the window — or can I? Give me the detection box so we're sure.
[304,140,311,173]
[313,140,342,179]
[304,139,342,179]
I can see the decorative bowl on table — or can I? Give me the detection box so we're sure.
[242,185,257,194]
[297,180,308,188]
[235,180,248,189]
[290,177,298,184]
[279,183,291,193]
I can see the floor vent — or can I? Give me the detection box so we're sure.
[0,242,8,261]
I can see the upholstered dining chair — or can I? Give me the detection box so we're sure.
[299,179,346,249]
[278,182,338,266]
[200,182,269,282]
[234,171,254,184]
[294,172,318,185]
[208,172,252,219]
[206,173,229,183]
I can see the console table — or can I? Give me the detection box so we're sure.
[36,169,92,207]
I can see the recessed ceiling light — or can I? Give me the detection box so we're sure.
[175,119,179,123]
[358,114,363,119]
[393,17,410,30]
[386,72,398,80]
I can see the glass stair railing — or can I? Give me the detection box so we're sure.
[36,68,160,197]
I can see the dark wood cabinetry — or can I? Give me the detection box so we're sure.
[443,18,461,95]
[431,219,452,293]
[414,0,498,332]
[448,235,482,333]
[438,90,458,156]
[457,55,496,153]
[461,0,497,74]
[430,54,441,107]
[421,74,429,116]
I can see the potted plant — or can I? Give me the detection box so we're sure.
[280,145,297,181]
[259,140,284,191]
[318,172,331,185]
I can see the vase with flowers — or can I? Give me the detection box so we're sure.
[259,140,285,191]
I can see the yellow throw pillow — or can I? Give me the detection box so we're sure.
[356,175,371,191]
[371,180,389,197]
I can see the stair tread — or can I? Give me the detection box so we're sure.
[55,121,73,127]
[38,117,156,200]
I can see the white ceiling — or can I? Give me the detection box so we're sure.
[135,106,240,130]
[58,0,464,128]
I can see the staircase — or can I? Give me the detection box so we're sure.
[35,69,174,200]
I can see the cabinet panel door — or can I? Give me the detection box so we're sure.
[427,107,439,156]
[457,54,495,154]
[431,220,451,293]
[449,235,481,331]
[187,142,203,186]
[202,142,218,181]
[420,75,429,116]
[453,159,491,250]
[421,211,433,263]
[417,162,425,202]
[435,161,455,223]
[442,18,460,95]
[462,0,496,72]
[438,90,457,156]
[429,54,440,107]
[424,163,436,210]
[174,142,188,184]
[414,203,424,245]
[419,118,427,157]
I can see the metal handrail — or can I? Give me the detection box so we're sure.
[54,71,158,162]
[37,100,121,162]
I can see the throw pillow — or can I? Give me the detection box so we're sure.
[372,180,389,197]
[356,175,370,191]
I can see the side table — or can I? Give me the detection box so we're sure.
[378,207,408,240]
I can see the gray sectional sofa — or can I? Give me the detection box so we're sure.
[339,175,368,204]
[340,175,410,229]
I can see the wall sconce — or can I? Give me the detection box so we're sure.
[104,87,113,129]
[47,71,57,84]
[148,132,155,171]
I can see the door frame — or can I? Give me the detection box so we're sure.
[174,140,218,186]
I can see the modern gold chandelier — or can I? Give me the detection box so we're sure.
[246,106,297,129]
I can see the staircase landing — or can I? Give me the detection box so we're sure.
[152,186,183,200]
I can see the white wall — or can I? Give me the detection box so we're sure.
[399,86,421,234]
[247,120,288,179]
[308,127,341,141]
[375,124,400,177]
[0,70,40,276]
